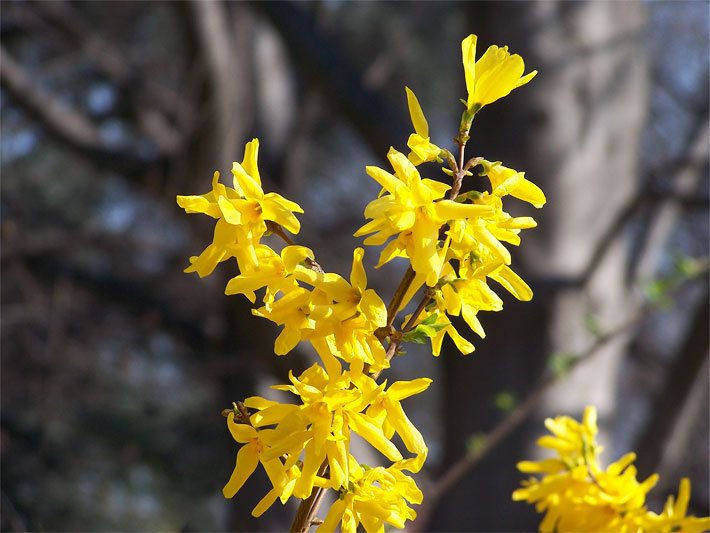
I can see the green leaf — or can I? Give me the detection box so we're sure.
[418,313,440,326]
[401,330,429,344]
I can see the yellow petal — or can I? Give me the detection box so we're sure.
[231,161,263,200]
[217,196,243,225]
[251,488,278,517]
[222,442,259,498]
[293,440,324,499]
[447,324,475,354]
[348,412,403,461]
[360,289,387,327]
[490,265,532,301]
[434,200,495,221]
[386,378,432,401]
[176,194,221,218]
[405,87,429,137]
[350,247,367,293]
[250,403,299,427]
[517,458,566,474]
[282,246,314,272]
[366,165,403,196]
[274,326,301,355]
[462,35,478,108]
[241,138,262,186]
[385,400,427,455]
[516,70,537,88]
[675,478,691,517]
[227,414,257,442]
[318,498,348,532]
[475,51,527,106]
[261,198,301,234]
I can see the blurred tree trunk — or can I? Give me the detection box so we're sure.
[430,2,649,530]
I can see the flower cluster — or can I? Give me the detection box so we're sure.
[513,406,710,532]
[357,37,541,357]
[178,34,542,531]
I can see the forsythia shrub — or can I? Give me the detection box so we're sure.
[177,33,540,531]
[515,407,710,533]
[176,32,707,533]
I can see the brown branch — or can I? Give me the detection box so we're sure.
[0,45,102,150]
[31,0,191,152]
[266,221,324,274]
[289,463,329,533]
[386,266,416,327]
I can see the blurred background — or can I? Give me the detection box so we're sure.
[1,1,708,531]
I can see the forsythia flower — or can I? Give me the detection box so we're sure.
[355,147,494,286]
[221,361,429,525]
[177,139,304,275]
[514,406,710,532]
[481,160,546,208]
[318,458,423,533]
[643,479,710,533]
[461,34,537,115]
[405,87,442,166]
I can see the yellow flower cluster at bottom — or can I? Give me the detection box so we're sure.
[513,406,710,532]
[223,359,429,531]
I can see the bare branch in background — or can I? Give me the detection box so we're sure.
[189,0,251,171]
[255,0,407,159]
[631,117,709,282]
[0,45,103,151]
[28,0,192,156]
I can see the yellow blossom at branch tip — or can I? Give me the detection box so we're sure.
[462,34,537,114]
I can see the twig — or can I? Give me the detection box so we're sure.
[266,221,324,274]
[386,266,416,327]
[0,45,102,150]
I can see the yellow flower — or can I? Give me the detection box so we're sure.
[429,261,504,341]
[176,139,304,275]
[514,406,710,533]
[222,413,288,500]
[318,458,422,533]
[405,87,442,166]
[224,244,314,303]
[642,479,710,533]
[268,363,406,499]
[358,374,432,472]
[356,148,493,286]
[462,34,537,114]
[226,139,304,235]
[252,285,315,355]
[481,160,546,208]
